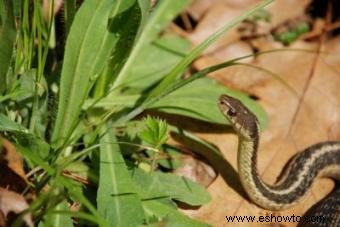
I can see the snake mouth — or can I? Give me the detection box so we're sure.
[219,95,230,107]
[219,94,238,108]
[218,95,235,112]
[218,99,229,113]
[219,94,232,102]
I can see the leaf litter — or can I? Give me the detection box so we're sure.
[170,0,340,226]
[0,138,33,226]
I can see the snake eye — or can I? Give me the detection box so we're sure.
[227,108,237,117]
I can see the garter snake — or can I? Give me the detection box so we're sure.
[218,94,340,224]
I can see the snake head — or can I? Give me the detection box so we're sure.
[218,94,259,140]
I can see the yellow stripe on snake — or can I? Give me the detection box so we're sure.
[218,94,340,227]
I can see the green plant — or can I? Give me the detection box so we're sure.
[274,21,310,45]
[0,0,272,226]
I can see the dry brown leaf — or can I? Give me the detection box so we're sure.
[187,0,217,20]
[0,138,26,179]
[266,0,311,27]
[179,1,340,225]
[0,187,33,227]
[173,151,217,188]
[188,0,264,21]
[186,0,311,54]
[42,0,63,20]
[185,36,340,227]
[187,2,242,54]
[0,138,28,192]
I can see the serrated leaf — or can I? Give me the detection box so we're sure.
[139,116,169,147]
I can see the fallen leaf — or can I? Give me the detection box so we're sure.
[173,150,217,188]
[176,1,340,226]
[0,138,26,179]
[186,38,340,227]
[0,138,27,192]
[0,187,33,227]
[186,0,311,54]
[187,2,243,53]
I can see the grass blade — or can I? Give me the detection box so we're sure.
[146,0,273,100]
[0,0,16,93]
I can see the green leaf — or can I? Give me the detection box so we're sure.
[112,0,191,88]
[39,200,73,227]
[0,113,27,132]
[15,69,36,101]
[63,0,76,35]
[0,0,16,93]
[0,113,50,160]
[60,177,108,226]
[148,77,268,128]
[51,0,143,148]
[83,94,141,110]
[132,168,211,206]
[169,126,221,156]
[143,200,211,227]
[93,0,147,97]
[139,116,169,148]
[119,35,191,90]
[16,144,53,174]
[248,8,271,22]
[274,21,310,45]
[158,144,182,170]
[147,0,273,100]
[97,126,145,227]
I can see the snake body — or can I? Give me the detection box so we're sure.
[218,94,340,222]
